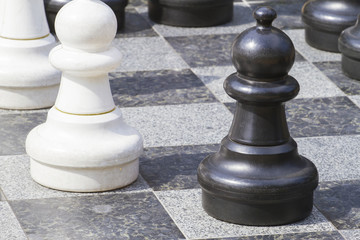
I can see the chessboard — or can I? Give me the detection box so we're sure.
[1,0,360,239]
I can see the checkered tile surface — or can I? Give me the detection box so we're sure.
[1,0,360,239]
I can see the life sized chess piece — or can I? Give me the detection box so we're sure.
[197,7,319,226]
[339,14,360,80]
[302,0,360,52]
[26,0,143,192]
[0,0,60,109]
[148,0,234,27]
[44,0,128,33]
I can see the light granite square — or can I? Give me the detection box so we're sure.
[112,37,189,72]
[0,155,151,200]
[285,29,342,63]
[290,61,345,99]
[349,95,360,108]
[121,102,233,148]
[155,189,334,239]
[340,229,360,240]
[0,202,27,240]
[136,3,254,37]
[296,135,360,182]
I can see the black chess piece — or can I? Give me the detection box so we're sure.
[148,0,234,27]
[197,6,319,226]
[302,0,360,52]
[339,14,360,80]
[44,0,128,33]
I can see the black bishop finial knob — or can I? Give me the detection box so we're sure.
[197,7,319,226]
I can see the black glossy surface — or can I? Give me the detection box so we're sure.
[301,0,360,52]
[339,15,360,80]
[148,0,234,27]
[44,0,128,33]
[197,7,318,226]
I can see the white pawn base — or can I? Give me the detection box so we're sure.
[0,35,60,109]
[26,107,143,192]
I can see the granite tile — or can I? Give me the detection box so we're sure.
[140,144,219,191]
[349,95,360,108]
[0,111,47,156]
[340,229,360,240]
[285,29,342,62]
[143,3,254,37]
[109,69,218,107]
[128,0,147,7]
[0,202,27,240]
[116,8,158,38]
[10,192,185,239]
[166,34,237,68]
[296,135,360,182]
[248,0,307,29]
[290,61,345,99]
[225,97,360,138]
[0,155,150,200]
[156,189,334,239]
[121,102,233,148]
[112,37,189,72]
[314,180,360,230]
[0,188,5,201]
[203,231,345,240]
[314,61,360,96]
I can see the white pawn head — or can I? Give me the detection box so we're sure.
[54,0,117,52]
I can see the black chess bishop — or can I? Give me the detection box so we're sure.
[197,6,319,226]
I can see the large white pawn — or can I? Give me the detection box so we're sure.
[0,0,60,109]
[26,0,143,192]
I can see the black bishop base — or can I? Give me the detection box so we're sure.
[148,0,233,27]
[197,7,318,226]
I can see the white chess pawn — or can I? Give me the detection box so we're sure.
[0,0,60,109]
[26,0,143,192]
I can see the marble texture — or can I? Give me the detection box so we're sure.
[140,144,219,191]
[349,95,360,108]
[112,37,189,72]
[285,29,342,63]
[0,202,27,240]
[296,135,360,182]
[0,111,47,155]
[0,155,150,200]
[156,189,334,239]
[121,102,233,148]
[314,61,360,95]
[314,180,360,230]
[109,69,217,107]
[9,192,185,239]
[225,96,360,138]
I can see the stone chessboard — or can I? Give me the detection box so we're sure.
[1,0,360,239]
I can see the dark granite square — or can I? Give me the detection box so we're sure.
[225,96,360,138]
[10,192,185,239]
[314,61,360,96]
[140,144,219,191]
[166,34,305,68]
[249,0,307,29]
[315,180,360,230]
[116,8,158,38]
[204,231,345,240]
[110,69,218,107]
[0,111,47,156]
